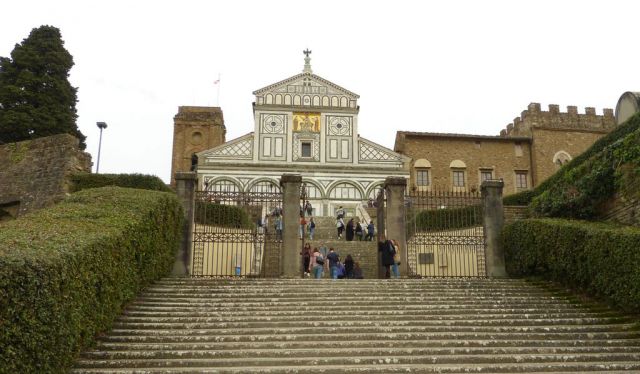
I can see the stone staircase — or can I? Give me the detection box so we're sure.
[72,278,640,373]
[304,215,377,278]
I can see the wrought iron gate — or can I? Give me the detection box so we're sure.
[192,188,282,277]
[405,190,486,277]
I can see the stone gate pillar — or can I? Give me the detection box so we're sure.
[383,177,407,278]
[280,174,302,278]
[481,180,507,277]
[173,172,197,276]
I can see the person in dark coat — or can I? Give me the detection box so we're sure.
[378,234,396,279]
[344,254,355,278]
[346,218,355,241]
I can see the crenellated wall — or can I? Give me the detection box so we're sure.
[0,134,91,218]
[501,103,615,137]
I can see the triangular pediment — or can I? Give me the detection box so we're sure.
[198,133,254,162]
[253,73,359,99]
[358,137,411,165]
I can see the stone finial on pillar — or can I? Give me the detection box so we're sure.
[481,180,507,277]
[280,174,303,278]
[173,172,197,276]
[383,177,407,278]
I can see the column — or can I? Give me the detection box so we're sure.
[481,180,507,277]
[280,174,302,278]
[173,171,197,276]
[383,177,407,278]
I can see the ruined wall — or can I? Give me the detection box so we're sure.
[0,134,91,218]
[171,106,226,186]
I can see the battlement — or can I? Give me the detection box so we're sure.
[501,103,615,137]
[174,106,224,123]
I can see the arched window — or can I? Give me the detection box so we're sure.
[449,160,467,190]
[205,179,241,192]
[329,182,363,200]
[248,180,281,193]
[414,159,431,188]
[553,151,572,167]
[301,182,323,199]
[265,94,273,105]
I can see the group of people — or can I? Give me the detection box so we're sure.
[301,243,364,279]
[335,206,375,241]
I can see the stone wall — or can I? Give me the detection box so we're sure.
[171,106,226,186]
[504,205,529,225]
[0,134,91,218]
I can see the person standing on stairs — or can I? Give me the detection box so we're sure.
[299,215,307,240]
[391,239,401,278]
[378,234,396,279]
[326,247,340,279]
[346,218,355,241]
[355,221,363,241]
[308,217,315,240]
[344,254,355,278]
[366,221,375,241]
[301,243,311,277]
[310,247,324,279]
[336,217,345,239]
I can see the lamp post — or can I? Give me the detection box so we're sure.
[96,122,107,173]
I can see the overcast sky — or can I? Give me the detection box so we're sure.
[2,0,638,183]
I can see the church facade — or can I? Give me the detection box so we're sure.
[173,52,409,216]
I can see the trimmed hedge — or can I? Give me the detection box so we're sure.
[503,112,640,206]
[0,187,182,373]
[70,172,173,193]
[410,205,482,231]
[194,202,253,229]
[503,218,640,313]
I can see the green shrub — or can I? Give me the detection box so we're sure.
[0,187,182,373]
[529,125,640,219]
[194,202,253,228]
[70,173,173,193]
[502,112,640,207]
[409,205,482,231]
[503,218,640,312]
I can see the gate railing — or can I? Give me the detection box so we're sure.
[192,189,282,277]
[405,189,486,277]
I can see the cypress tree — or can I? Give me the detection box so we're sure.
[0,25,85,148]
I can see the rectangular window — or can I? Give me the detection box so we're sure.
[452,170,465,187]
[480,170,493,182]
[416,169,430,186]
[516,171,528,189]
[301,141,312,158]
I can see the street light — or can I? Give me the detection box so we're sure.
[96,122,107,173]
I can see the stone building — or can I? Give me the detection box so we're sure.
[615,91,640,125]
[395,103,616,195]
[172,51,409,216]
[170,106,226,186]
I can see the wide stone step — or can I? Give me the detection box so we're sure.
[80,346,640,360]
[116,314,626,325]
[99,330,639,343]
[93,338,640,352]
[111,317,630,330]
[69,361,640,373]
[72,352,640,368]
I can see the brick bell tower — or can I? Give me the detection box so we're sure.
[170,106,226,186]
